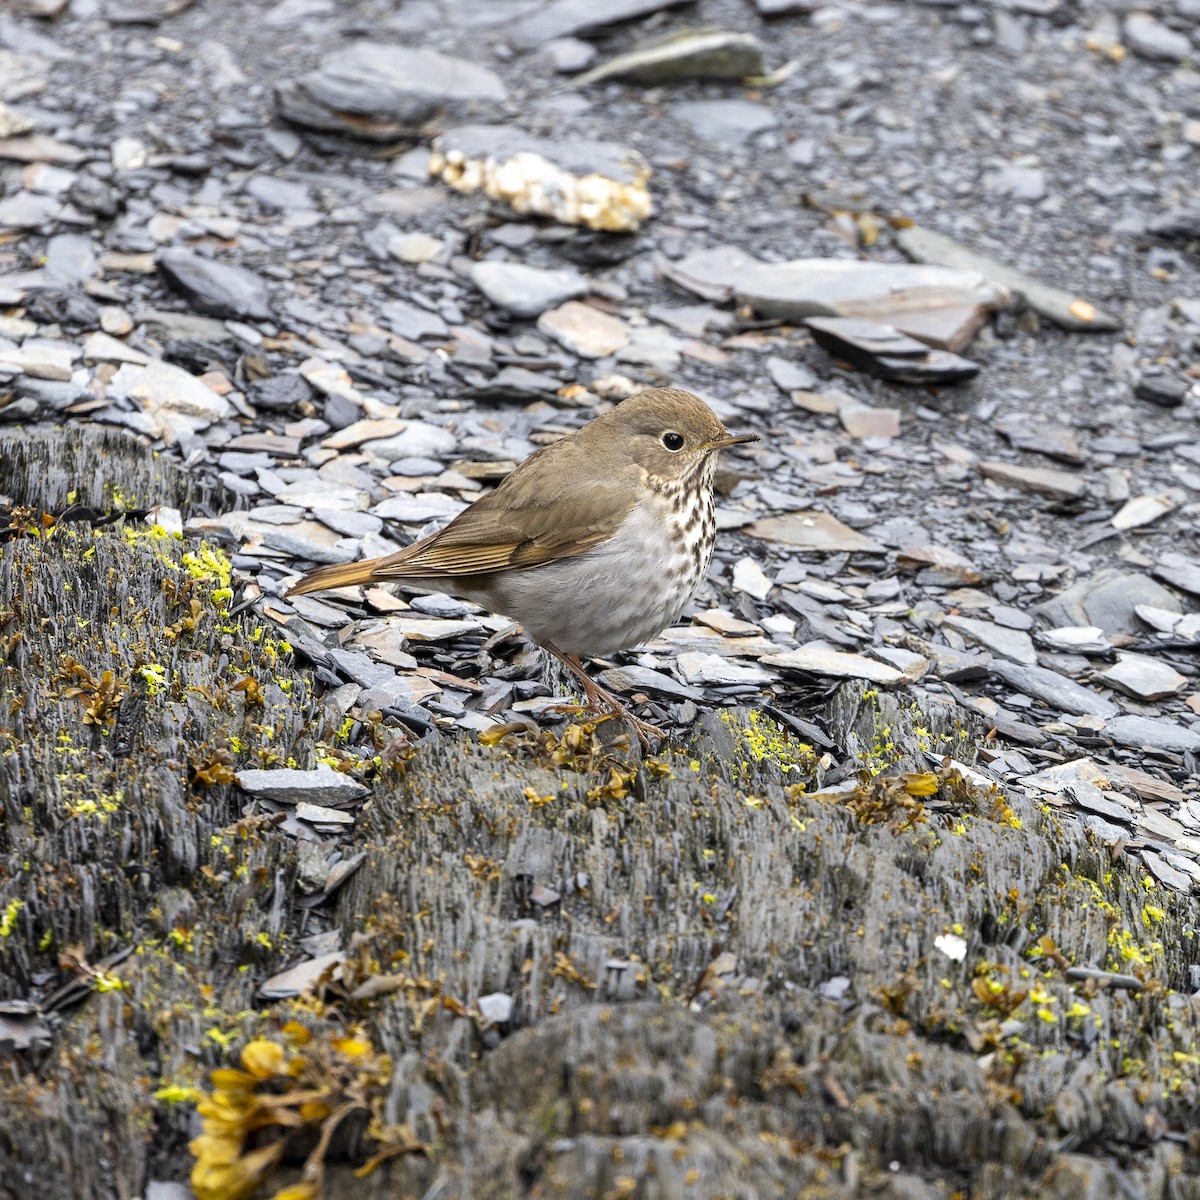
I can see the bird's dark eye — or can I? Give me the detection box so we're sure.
[662,432,684,451]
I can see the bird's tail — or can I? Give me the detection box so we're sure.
[287,559,386,596]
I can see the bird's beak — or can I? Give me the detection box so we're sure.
[702,432,759,451]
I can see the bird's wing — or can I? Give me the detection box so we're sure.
[371,442,639,580]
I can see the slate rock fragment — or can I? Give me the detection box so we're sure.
[896,224,1121,332]
[578,31,764,86]
[156,249,273,321]
[806,316,980,384]
[276,44,507,141]
[1033,572,1181,636]
[236,765,369,805]
[989,661,1118,718]
[471,261,588,318]
[667,244,1005,351]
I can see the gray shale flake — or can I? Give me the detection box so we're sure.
[667,245,1006,352]
[1123,13,1191,61]
[746,511,884,554]
[1106,715,1200,754]
[1033,571,1181,636]
[980,461,1087,501]
[431,125,652,233]
[943,615,1037,665]
[471,261,588,318]
[989,662,1119,718]
[763,644,903,685]
[1111,492,1180,531]
[670,99,777,145]
[156,250,272,321]
[896,225,1121,333]
[806,316,980,384]
[597,665,703,702]
[1153,553,1200,597]
[236,765,369,805]
[538,301,629,357]
[578,31,763,86]
[1100,654,1188,701]
[276,43,506,141]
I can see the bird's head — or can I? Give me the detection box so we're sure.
[593,387,757,486]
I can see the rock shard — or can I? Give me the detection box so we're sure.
[577,30,764,86]
[275,43,507,141]
[665,244,1007,352]
[896,224,1121,333]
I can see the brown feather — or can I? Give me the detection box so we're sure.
[288,430,641,597]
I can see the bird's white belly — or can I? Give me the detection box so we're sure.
[461,500,710,658]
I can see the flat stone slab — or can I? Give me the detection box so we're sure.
[943,615,1037,665]
[1152,553,1200,596]
[1033,570,1181,636]
[762,644,904,684]
[236,766,370,805]
[1106,715,1200,754]
[896,224,1121,332]
[1112,492,1179,531]
[746,510,884,553]
[1099,654,1188,701]
[669,99,778,145]
[276,43,507,141]
[156,249,273,321]
[989,661,1119,718]
[980,460,1087,501]
[667,244,1006,351]
[578,31,763,86]
[806,316,980,384]
[538,301,630,357]
[471,261,588,318]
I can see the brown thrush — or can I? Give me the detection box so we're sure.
[288,388,757,739]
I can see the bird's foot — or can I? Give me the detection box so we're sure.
[544,644,665,751]
[551,702,664,750]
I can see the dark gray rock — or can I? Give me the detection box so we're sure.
[807,316,980,384]
[1134,369,1190,408]
[1106,715,1200,754]
[1153,553,1200,597]
[1033,571,1182,636]
[989,661,1119,718]
[252,373,313,412]
[156,249,273,321]
[275,43,507,141]
[471,261,588,318]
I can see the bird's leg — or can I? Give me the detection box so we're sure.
[543,643,664,749]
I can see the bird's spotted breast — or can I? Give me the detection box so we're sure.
[463,490,714,659]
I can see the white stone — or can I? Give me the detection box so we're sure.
[82,330,150,365]
[732,556,772,600]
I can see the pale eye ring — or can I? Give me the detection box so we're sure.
[661,431,684,451]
